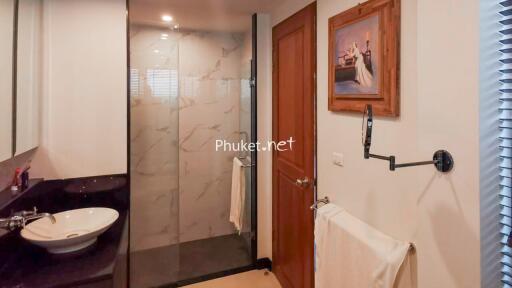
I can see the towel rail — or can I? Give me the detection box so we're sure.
[313,198,417,254]
[236,156,254,168]
[310,197,330,210]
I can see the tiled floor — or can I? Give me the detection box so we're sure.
[184,270,282,288]
[130,234,252,287]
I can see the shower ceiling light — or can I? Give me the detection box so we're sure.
[162,15,173,22]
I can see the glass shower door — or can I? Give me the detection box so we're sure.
[129,25,180,287]
[128,2,257,285]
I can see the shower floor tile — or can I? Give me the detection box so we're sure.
[130,233,252,288]
[184,270,281,288]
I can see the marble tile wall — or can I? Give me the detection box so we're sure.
[178,30,247,243]
[130,25,251,250]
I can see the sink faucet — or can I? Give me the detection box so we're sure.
[0,207,56,231]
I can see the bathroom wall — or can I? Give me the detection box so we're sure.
[317,0,480,286]
[31,0,127,179]
[260,0,481,286]
[255,14,272,260]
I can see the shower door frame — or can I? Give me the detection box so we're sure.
[126,7,265,286]
[249,13,258,266]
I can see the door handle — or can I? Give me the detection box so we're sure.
[295,177,310,187]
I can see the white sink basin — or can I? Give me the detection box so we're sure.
[20,207,119,254]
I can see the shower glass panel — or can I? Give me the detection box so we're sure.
[239,49,254,259]
[129,25,181,287]
[177,29,254,281]
[129,2,255,286]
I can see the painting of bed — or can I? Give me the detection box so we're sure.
[334,14,379,96]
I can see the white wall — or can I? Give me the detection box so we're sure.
[257,13,273,260]
[260,0,481,286]
[318,0,481,287]
[270,0,315,26]
[32,0,127,179]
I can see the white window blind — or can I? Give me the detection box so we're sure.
[500,1,512,286]
[146,69,178,98]
[130,69,141,98]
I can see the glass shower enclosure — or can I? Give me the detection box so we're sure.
[128,3,257,286]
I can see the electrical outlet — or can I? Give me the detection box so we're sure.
[332,152,344,167]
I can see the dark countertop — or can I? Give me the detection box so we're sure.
[0,175,129,288]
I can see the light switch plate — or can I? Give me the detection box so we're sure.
[332,152,344,167]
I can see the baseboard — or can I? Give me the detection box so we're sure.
[255,258,272,271]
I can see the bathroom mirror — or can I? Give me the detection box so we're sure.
[0,0,15,162]
[15,0,43,156]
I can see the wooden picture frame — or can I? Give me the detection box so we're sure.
[328,0,400,117]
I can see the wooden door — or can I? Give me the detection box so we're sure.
[272,3,316,288]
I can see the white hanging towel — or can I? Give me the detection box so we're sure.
[315,203,411,288]
[229,157,246,234]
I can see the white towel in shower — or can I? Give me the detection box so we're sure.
[229,157,246,234]
[315,203,411,288]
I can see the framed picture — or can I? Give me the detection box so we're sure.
[328,0,400,117]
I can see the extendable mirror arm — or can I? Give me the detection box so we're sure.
[362,105,454,173]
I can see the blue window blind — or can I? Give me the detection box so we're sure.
[500,1,512,286]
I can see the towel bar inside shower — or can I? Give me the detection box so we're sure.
[236,156,254,168]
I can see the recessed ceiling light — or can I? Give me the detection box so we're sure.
[161,33,168,37]
[173,24,179,29]
[162,15,173,22]
[153,49,159,53]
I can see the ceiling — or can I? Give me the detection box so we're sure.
[129,0,283,32]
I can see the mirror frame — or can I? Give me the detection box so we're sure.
[12,0,18,157]
[15,0,42,156]
[0,0,17,162]
[1,0,42,161]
